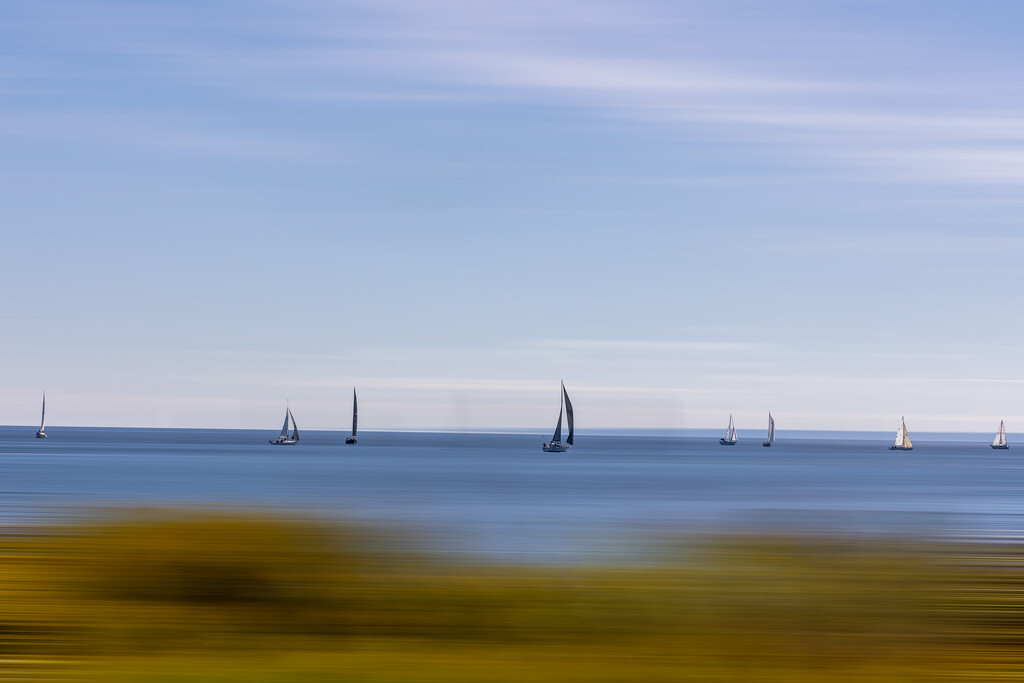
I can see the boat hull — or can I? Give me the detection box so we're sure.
[719,439,736,446]
[35,431,46,439]
[345,437,357,444]
[269,439,297,445]
[888,445,913,450]
[542,442,569,453]
[991,444,1009,450]
[762,442,772,447]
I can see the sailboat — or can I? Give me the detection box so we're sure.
[888,416,913,451]
[719,414,737,445]
[542,382,574,453]
[991,420,1009,450]
[762,412,774,447]
[35,392,46,439]
[345,387,358,444]
[269,406,300,445]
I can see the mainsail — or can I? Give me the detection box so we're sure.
[766,412,774,443]
[551,402,563,444]
[288,408,299,441]
[351,387,358,438]
[563,382,574,446]
[39,392,46,432]
[279,409,291,440]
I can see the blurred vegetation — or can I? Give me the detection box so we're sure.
[2,511,1024,681]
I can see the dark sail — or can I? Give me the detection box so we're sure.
[288,408,299,441]
[279,409,291,439]
[563,383,574,446]
[351,387,358,437]
[551,403,563,443]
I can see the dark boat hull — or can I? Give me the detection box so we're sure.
[762,442,772,447]
[888,446,913,450]
[719,439,736,446]
[346,437,357,444]
[991,444,1009,450]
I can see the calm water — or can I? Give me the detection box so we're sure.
[2,426,1023,561]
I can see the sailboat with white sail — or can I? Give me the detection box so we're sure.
[542,382,574,453]
[345,387,358,444]
[719,414,737,445]
[762,412,774,447]
[269,405,300,445]
[889,416,913,451]
[35,392,46,439]
[991,420,1009,450]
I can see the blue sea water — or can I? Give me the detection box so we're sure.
[2,426,1023,561]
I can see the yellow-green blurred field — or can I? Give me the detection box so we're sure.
[2,511,1023,681]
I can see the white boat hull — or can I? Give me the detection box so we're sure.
[888,445,913,451]
[35,431,46,439]
[542,442,569,453]
[269,439,297,445]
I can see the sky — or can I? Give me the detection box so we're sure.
[3,0,1024,432]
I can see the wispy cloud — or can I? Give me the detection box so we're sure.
[528,339,767,354]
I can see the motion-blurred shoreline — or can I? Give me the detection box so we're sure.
[2,508,1022,681]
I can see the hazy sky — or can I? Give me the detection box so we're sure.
[4,0,1024,432]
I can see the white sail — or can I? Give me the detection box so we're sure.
[895,417,912,449]
[725,414,734,441]
[993,420,1007,447]
[39,392,46,432]
[767,412,774,443]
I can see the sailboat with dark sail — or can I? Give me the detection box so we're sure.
[35,392,46,439]
[345,387,358,444]
[719,414,737,445]
[888,416,913,451]
[762,412,774,447]
[542,382,574,453]
[991,420,1009,450]
[269,405,300,445]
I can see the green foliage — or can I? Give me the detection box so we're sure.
[2,511,1024,681]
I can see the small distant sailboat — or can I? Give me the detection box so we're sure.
[719,414,737,445]
[345,387,358,444]
[542,382,574,453]
[762,412,774,447]
[889,416,913,451]
[35,392,47,439]
[269,406,299,445]
[991,420,1009,450]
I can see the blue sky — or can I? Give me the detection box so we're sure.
[4,0,1024,432]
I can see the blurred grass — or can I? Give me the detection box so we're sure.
[2,511,1024,680]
